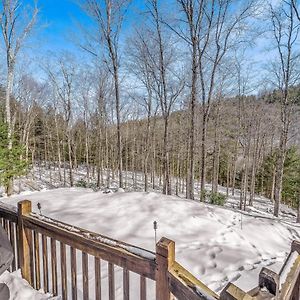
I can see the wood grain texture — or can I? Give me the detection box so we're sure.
[42,234,49,292]
[60,242,67,300]
[82,252,89,300]
[23,215,156,280]
[34,231,40,290]
[51,238,58,295]
[108,262,115,300]
[123,269,129,300]
[95,257,101,300]
[140,276,146,300]
[71,247,77,300]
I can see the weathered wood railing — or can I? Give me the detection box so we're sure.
[0,200,218,300]
[220,241,300,300]
[0,202,18,273]
[1,199,300,300]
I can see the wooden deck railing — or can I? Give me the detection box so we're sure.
[0,199,299,300]
[0,200,218,300]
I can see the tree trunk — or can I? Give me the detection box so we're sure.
[212,105,220,194]
[186,42,197,200]
[67,131,73,187]
[200,113,208,201]
[226,160,230,197]
[231,140,238,196]
[162,117,171,195]
[274,128,288,217]
[5,68,14,196]
[243,141,251,211]
[111,55,123,189]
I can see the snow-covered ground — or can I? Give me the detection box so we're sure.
[1,166,299,298]
[0,270,60,300]
[2,188,300,294]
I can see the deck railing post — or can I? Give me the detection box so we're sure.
[156,237,175,300]
[259,267,279,298]
[18,200,32,285]
[291,240,300,300]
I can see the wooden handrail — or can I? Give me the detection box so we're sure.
[27,211,156,260]
[23,212,157,280]
[280,254,300,299]
[169,262,219,300]
[0,202,18,222]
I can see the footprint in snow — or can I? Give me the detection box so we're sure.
[238,265,245,271]
[200,266,206,275]
[207,261,217,269]
[216,246,223,253]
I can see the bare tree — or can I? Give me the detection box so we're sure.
[15,74,46,162]
[147,0,184,195]
[172,0,255,200]
[127,28,160,192]
[82,0,131,189]
[270,0,300,216]
[292,0,300,22]
[172,0,200,200]
[45,54,78,187]
[0,0,38,195]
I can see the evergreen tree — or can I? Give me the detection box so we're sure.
[282,147,300,222]
[259,147,300,221]
[257,152,277,199]
[0,122,27,196]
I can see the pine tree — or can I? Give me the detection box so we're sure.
[282,147,300,222]
[258,152,277,199]
[0,123,27,196]
[259,147,300,221]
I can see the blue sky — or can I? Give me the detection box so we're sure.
[25,0,92,53]
[18,0,280,90]
[24,0,147,54]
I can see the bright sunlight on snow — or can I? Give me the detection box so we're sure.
[3,185,300,296]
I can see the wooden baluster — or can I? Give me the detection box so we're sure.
[140,276,146,300]
[123,269,129,300]
[9,222,16,271]
[28,229,34,285]
[3,218,8,234]
[6,221,12,272]
[60,242,67,300]
[51,238,58,295]
[95,257,101,300]
[71,247,77,300]
[108,262,115,300]
[6,220,10,240]
[42,235,49,292]
[3,219,11,272]
[82,252,89,300]
[18,200,33,285]
[15,221,20,270]
[291,241,300,300]
[34,231,41,290]
[156,238,175,300]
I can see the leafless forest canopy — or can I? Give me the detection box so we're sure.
[1,0,300,219]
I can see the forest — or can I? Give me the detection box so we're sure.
[0,0,300,220]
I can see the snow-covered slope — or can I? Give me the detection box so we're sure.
[3,188,300,295]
